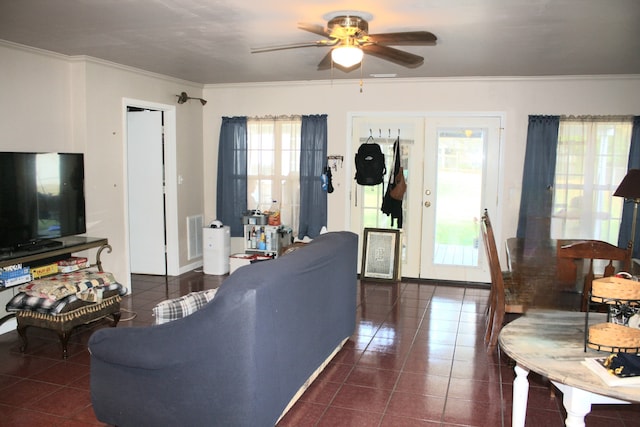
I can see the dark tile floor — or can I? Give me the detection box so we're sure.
[0,271,639,426]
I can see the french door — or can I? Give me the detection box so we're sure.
[351,115,502,282]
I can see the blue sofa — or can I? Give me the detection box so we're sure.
[88,231,358,427]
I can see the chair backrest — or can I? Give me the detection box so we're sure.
[481,209,506,346]
[481,210,504,299]
[556,239,632,311]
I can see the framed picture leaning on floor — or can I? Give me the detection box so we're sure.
[361,228,401,281]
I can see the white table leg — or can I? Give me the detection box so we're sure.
[512,364,529,427]
[551,383,590,427]
[551,381,629,427]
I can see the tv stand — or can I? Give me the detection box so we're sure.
[0,236,112,331]
[0,236,110,271]
[17,239,64,252]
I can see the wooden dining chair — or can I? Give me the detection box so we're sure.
[481,209,525,348]
[556,240,632,312]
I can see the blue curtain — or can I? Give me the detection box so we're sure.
[618,116,640,257]
[216,117,247,237]
[298,114,328,239]
[516,115,560,239]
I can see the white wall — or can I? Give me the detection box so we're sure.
[2,39,640,288]
[1,41,206,290]
[203,76,640,256]
[79,60,207,285]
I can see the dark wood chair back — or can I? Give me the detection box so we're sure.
[481,209,524,347]
[556,240,632,312]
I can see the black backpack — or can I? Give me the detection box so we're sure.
[355,138,386,185]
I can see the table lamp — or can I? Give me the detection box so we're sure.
[614,169,640,257]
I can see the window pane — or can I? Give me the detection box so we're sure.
[247,118,301,234]
[551,118,632,243]
[433,129,483,267]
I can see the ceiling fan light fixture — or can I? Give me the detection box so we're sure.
[331,45,363,68]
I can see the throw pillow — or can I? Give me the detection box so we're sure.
[152,289,218,325]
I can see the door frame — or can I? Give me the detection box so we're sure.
[122,98,179,276]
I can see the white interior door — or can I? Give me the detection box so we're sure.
[127,110,166,275]
[420,116,501,282]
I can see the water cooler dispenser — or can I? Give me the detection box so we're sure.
[203,224,230,275]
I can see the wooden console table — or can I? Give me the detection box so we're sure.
[0,236,112,325]
[0,236,111,271]
[1,236,123,358]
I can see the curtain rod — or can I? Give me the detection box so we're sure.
[560,114,634,121]
[359,137,414,144]
[247,114,301,121]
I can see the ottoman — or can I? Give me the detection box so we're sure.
[6,271,127,358]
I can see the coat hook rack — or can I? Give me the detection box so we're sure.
[327,155,344,171]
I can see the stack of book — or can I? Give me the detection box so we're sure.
[0,264,32,288]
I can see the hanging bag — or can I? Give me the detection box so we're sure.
[354,136,386,186]
[381,136,404,228]
[390,167,406,200]
[389,137,406,200]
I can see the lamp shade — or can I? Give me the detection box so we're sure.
[331,46,363,68]
[614,169,640,201]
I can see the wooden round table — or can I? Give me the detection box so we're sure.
[499,309,640,427]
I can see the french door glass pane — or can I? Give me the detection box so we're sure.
[433,129,483,266]
[361,141,405,229]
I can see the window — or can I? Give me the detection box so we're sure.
[551,117,632,242]
[247,116,301,234]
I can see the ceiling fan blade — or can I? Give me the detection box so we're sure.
[251,39,335,54]
[367,31,437,45]
[317,51,333,70]
[297,22,329,38]
[362,44,424,68]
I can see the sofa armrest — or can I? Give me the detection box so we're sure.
[89,291,246,369]
[90,323,192,369]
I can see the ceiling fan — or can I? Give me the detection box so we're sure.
[250,11,437,71]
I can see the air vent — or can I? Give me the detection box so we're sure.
[187,214,203,260]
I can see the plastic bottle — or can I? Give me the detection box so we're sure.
[266,230,272,252]
[250,227,257,249]
[268,200,281,226]
[258,227,267,250]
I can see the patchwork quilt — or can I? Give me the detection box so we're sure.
[6,271,127,315]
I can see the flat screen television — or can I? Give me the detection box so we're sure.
[0,152,86,252]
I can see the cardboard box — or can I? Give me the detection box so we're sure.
[229,253,273,274]
[30,263,59,279]
[229,254,255,274]
[57,257,89,273]
[0,273,32,288]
